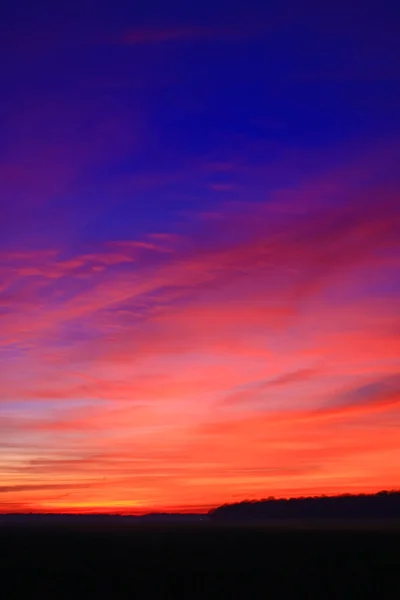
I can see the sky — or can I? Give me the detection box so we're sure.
[1,0,399,514]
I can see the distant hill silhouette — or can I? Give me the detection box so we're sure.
[208,490,400,521]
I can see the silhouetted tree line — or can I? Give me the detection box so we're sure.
[208,490,400,521]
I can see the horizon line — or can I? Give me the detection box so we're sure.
[2,489,399,517]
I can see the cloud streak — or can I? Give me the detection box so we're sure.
[1,139,399,512]
[118,22,272,46]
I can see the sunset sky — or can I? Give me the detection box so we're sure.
[1,0,399,514]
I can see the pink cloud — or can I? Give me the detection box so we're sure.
[1,141,399,511]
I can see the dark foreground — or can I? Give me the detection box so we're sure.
[1,521,399,599]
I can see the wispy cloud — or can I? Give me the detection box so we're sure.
[0,483,98,494]
[119,23,268,46]
[1,141,399,511]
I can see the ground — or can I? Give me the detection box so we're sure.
[1,521,399,599]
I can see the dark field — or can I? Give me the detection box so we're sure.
[1,521,400,599]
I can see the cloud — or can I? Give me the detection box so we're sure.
[119,23,267,46]
[222,369,320,408]
[1,141,399,511]
[0,88,141,247]
[0,483,98,493]
[323,374,400,413]
[269,369,319,386]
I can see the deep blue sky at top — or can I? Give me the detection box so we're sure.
[1,0,399,252]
